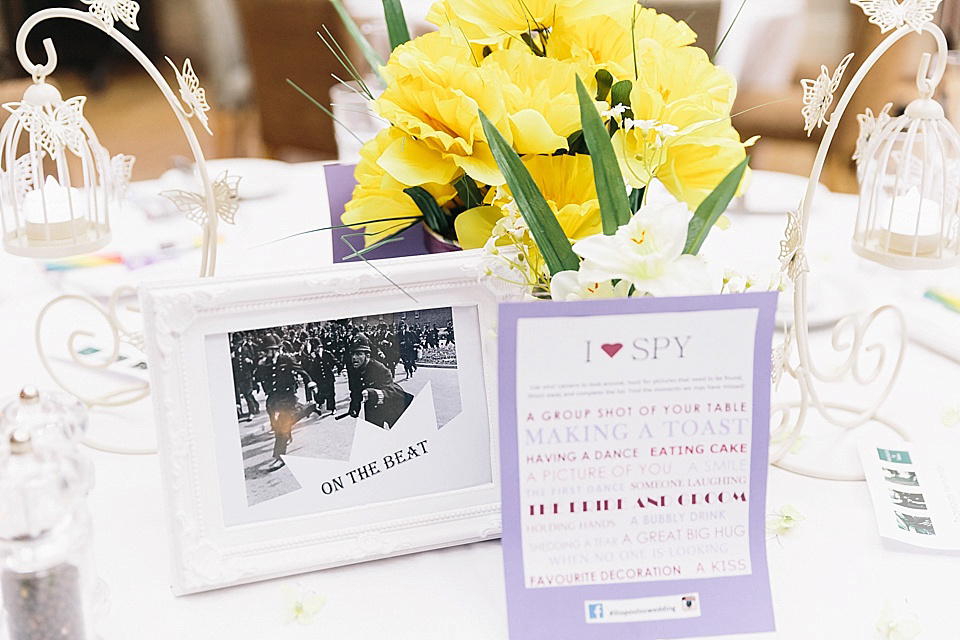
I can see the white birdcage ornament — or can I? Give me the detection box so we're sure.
[0,79,129,258]
[852,58,960,269]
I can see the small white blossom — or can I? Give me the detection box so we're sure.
[655,123,679,138]
[602,103,628,121]
[549,271,632,301]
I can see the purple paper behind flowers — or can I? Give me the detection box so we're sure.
[323,163,430,262]
[498,292,778,639]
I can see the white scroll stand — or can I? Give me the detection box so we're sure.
[771,16,956,481]
[1,6,230,452]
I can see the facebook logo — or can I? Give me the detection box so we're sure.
[587,603,604,620]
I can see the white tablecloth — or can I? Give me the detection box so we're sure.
[1,164,959,639]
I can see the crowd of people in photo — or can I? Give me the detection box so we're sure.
[230,315,456,471]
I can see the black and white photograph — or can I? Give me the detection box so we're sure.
[206,303,493,528]
[882,467,919,487]
[894,512,936,536]
[889,489,928,511]
[227,306,466,506]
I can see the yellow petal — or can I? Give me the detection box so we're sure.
[454,205,503,249]
[509,109,570,155]
[377,135,459,186]
[453,143,505,186]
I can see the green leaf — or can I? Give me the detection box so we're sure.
[595,69,614,102]
[683,156,750,255]
[629,186,644,214]
[576,76,631,235]
[566,130,587,155]
[610,80,633,118]
[453,175,484,209]
[329,0,385,82]
[404,187,451,236]
[478,110,580,275]
[381,0,411,51]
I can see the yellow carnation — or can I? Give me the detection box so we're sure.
[375,31,511,186]
[482,49,597,155]
[426,0,638,48]
[549,7,697,81]
[455,154,603,250]
[612,46,749,209]
[343,127,457,248]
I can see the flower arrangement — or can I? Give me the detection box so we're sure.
[335,0,757,299]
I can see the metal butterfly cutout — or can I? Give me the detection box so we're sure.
[2,96,88,156]
[161,171,240,227]
[779,209,809,282]
[82,0,140,31]
[801,53,855,136]
[852,0,942,34]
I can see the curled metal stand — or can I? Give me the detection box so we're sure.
[11,6,226,451]
[772,15,950,480]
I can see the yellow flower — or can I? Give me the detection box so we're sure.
[483,50,596,155]
[611,46,750,210]
[375,31,511,186]
[343,127,457,248]
[426,0,637,47]
[456,154,603,250]
[550,8,697,81]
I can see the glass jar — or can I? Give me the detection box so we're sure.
[0,387,86,451]
[0,389,104,640]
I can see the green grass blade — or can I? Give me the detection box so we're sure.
[404,186,451,236]
[479,111,580,275]
[576,76,631,235]
[683,156,750,255]
[329,0,385,83]
[714,0,748,61]
[453,174,484,209]
[381,0,411,51]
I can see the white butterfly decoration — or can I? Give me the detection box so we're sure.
[852,0,942,34]
[110,153,136,201]
[2,96,88,156]
[853,102,894,165]
[771,326,794,388]
[166,57,212,135]
[779,209,809,282]
[765,504,804,536]
[875,598,921,640]
[161,171,240,227]
[801,53,855,137]
[82,0,140,31]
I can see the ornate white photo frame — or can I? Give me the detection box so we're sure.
[139,252,501,594]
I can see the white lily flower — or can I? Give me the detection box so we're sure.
[549,271,632,301]
[572,201,718,297]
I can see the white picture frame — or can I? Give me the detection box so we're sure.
[139,252,502,594]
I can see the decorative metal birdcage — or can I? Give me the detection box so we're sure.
[771,0,959,480]
[0,3,229,423]
[0,80,130,258]
[852,59,960,268]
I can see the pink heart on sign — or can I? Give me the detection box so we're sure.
[601,343,623,358]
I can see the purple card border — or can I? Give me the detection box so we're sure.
[498,292,778,639]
